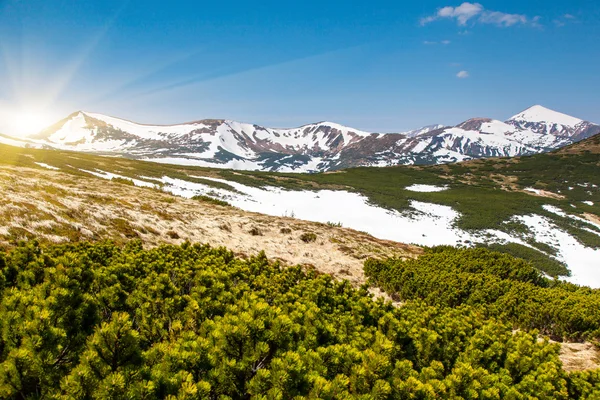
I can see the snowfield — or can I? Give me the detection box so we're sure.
[155,174,600,288]
[525,187,543,195]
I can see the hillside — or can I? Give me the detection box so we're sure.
[1,105,598,172]
[0,134,598,286]
[0,164,417,286]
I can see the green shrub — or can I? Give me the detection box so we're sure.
[0,240,597,398]
[365,246,600,341]
[191,194,231,207]
[111,176,135,186]
[479,242,569,277]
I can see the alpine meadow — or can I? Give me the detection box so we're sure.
[1,0,600,399]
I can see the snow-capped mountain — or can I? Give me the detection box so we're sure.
[3,105,599,172]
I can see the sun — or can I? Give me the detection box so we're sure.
[8,110,55,137]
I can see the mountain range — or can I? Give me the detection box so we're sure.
[1,105,598,172]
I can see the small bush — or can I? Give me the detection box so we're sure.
[326,221,342,228]
[248,227,263,236]
[300,232,317,243]
[280,227,292,234]
[192,195,231,207]
[111,177,135,186]
[219,222,232,232]
[111,218,139,238]
[166,230,180,239]
[144,225,160,236]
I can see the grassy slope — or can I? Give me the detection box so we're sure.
[1,135,599,276]
[0,162,419,286]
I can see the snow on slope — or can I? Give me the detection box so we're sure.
[506,105,598,139]
[509,105,583,126]
[84,112,205,139]
[8,105,598,172]
[403,124,445,137]
[516,214,600,287]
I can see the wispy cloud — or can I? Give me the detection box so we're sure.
[456,70,469,78]
[554,13,577,27]
[421,2,536,27]
[423,40,451,45]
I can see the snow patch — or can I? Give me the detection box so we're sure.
[405,184,448,192]
[515,214,600,287]
[525,187,542,195]
[35,162,60,171]
[78,169,157,188]
[542,204,567,217]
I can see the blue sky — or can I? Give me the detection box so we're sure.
[0,0,599,135]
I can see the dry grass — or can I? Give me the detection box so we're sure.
[0,165,419,285]
[521,188,566,200]
[584,213,600,227]
[559,342,600,372]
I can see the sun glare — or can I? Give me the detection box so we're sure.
[8,110,55,137]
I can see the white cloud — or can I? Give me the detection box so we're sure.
[456,70,469,78]
[441,40,451,45]
[421,2,533,27]
[437,2,484,25]
[420,16,438,25]
[478,10,527,27]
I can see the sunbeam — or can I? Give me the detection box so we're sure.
[0,0,129,136]
[114,43,367,104]
[41,0,130,107]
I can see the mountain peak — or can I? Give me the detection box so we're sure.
[508,105,583,126]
